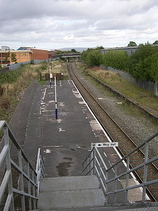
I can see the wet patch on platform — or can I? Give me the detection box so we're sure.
[56,161,74,176]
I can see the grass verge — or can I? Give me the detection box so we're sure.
[0,63,44,123]
[76,63,158,113]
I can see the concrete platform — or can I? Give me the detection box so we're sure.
[23,80,112,177]
[21,79,146,207]
[16,81,157,211]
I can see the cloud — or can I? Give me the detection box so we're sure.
[0,0,158,49]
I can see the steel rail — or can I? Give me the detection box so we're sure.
[67,62,158,201]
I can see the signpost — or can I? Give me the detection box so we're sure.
[50,73,53,88]
[54,74,58,119]
[91,142,118,150]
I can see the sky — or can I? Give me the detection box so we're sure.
[0,0,158,50]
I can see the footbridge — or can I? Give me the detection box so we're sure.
[52,53,81,61]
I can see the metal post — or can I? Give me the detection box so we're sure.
[142,142,149,202]
[27,163,32,210]
[18,150,25,211]
[90,144,95,175]
[125,156,130,204]
[4,126,14,211]
[50,72,52,88]
[54,75,58,119]
[114,164,117,204]
[32,170,36,209]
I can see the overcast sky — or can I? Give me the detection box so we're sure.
[0,0,158,50]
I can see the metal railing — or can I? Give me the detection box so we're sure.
[82,132,158,206]
[0,120,45,211]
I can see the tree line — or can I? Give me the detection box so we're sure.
[81,42,158,85]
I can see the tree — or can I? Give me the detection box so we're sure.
[4,52,10,64]
[153,40,158,45]
[11,53,17,63]
[95,46,104,50]
[81,48,102,67]
[102,50,128,70]
[71,49,77,53]
[128,44,158,80]
[86,50,102,67]
[127,41,137,47]
[148,52,158,96]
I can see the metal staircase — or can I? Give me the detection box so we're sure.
[0,120,158,211]
[0,121,45,211]
[38,175,105,210]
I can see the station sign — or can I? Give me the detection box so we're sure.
[91,142,118,149]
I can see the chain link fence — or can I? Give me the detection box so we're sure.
[101,65,155,94]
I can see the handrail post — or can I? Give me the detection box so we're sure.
[32,169,36,209]
[114,164,118,204]
[90,145,94,175]
[105,168,108,205]
[142,141,149,202]
[27,163,32,210]
[4,125,14,211]
[18,150,25,211]
[0,122,45,210]
[125,156,130,204]
[92,147,96,175]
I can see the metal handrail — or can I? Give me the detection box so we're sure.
[82,132,158,206]
[36,148,45,195]
[0,120,45,211]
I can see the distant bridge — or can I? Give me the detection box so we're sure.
[52,53,81,61]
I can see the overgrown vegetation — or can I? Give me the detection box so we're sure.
[55,48,79,54]
[81,46,103,67]
[81,43,158,86]
[76,63,158,113]
[0,63,44,122]
[102,50,128,70]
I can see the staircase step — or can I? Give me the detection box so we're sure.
[40,175,100,192]
[38,188,105,210]
[31,206,158,211]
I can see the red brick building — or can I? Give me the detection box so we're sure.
[30,48,49,60]
[18,47,49,61]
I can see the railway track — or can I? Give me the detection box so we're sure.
[67,62,158,202]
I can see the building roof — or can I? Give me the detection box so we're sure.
[0,50,32,53]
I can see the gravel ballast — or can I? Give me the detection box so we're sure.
[72,63,158,157]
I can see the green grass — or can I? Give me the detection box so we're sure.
[75,62,158,125]
[86,67,158,113]
[38,80,46,85]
